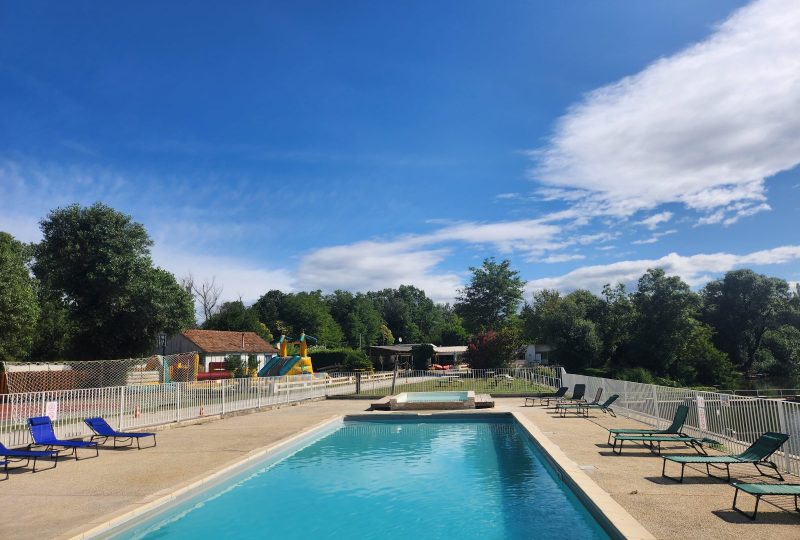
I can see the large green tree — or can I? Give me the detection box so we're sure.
[203,300,273,342]
[0,232,40,360]
[701,269,792,373]
[32,203,195,359]
[325,290,384,348]
[455,258,525,334]
[624,269,701,378]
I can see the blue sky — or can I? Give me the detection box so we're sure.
[2,0,799,304]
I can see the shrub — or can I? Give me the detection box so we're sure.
[412,344,435,370]
[224,354,246,378]
[310,348,371,371]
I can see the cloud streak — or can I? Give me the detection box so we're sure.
[527,245,800,294]
[531,0,800,224]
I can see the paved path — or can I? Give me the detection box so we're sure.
[0,397,797,539]
[503,398,799,539]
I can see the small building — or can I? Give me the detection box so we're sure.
[524,344,554,365]
[160,330,278,372]
[368,344,467,369]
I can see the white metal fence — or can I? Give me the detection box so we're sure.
[2,366,796,477]
[561,370,800,477]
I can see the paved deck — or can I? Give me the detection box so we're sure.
[506,398,799,539]
[0,397,797,539]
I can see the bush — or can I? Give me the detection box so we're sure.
[224,354,246,378]
[412,344,435,370]
[310,348,372,371]
[614,367,655,384]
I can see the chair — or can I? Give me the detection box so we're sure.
[549,384,585,408]
[524,386,567,407]
[84,417,157,449]
[611,432,716,455]
[557,387,600,412]
[732,482,800,520]
[607,405,689,444]
[661,432,790,482]
[0,441,60,472]
[28,416,99,459]
[558,394,616,418]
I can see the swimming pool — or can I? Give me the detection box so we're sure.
[105,416,610,539]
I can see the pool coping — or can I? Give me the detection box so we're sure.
[71,410,654,540]
[66,414,345,540]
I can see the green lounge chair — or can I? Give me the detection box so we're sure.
[556,388,603,411]
[607,405,689,444]
[524,386,567,407]
[661,432,789,483]
[611,432,715,455]
[578,394,618,417]
[548,384,585,408]
[732,482,800,520]
[557,393,613,417]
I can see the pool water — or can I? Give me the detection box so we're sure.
[402,391,468,402]
[117,417,609,540]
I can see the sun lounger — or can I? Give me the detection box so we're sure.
[612,432,716,455]
[85,417,157,449]
[557,387,601,412]
[558,394,617,418]
[607,405,689,444]
[732,482,800,520]
[0,441,60,472]
[525,386,567,406]
[661,432,789,482]
[28,416,99,459]
[550,384,585,408]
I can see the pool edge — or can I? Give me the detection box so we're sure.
[65,414,345,540]
[511,411,655,540]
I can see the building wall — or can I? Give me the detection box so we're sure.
[157,335,275,372]
[525,344,553,365]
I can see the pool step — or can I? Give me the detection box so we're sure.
[370,396,392,410]
[475,394,495,408]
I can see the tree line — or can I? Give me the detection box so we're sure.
[1,203,798,389]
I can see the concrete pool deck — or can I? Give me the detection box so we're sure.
[0,397,797,539]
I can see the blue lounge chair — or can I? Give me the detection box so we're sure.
[661,432,789,482]
[0,441,60,472]
[28,416,99,459]
[85,417,157,449]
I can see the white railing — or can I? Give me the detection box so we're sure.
[561,370,800,477]
[0,368,560,448]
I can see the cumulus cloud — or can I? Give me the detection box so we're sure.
[531,0,800,224]
[527,245,800,294]
[541,253,586,264]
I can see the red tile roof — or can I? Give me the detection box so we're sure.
[182,330,278,354]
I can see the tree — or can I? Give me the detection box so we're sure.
[597,284,635,366]
[411,343,435,370]
[675,321,738,387]
[203,300,273,342]
[624,269,701,378]
[32,203,195,359]
[279,291,344,346]
[701,269,792,373]
[464,327,521,369]
[455,258,525,333]
[251,289,287,337]
[0,232,39,360]
[758,325,800,378]
[325,290,383,348]
[184,274,223,322]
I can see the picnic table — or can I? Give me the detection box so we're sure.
[436,376,462,387]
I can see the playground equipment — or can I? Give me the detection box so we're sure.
[258,333,316,377]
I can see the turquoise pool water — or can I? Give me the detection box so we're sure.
[401,391,468,402]
[115,417,609,540]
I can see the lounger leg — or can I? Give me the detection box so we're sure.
[732,488,760,520]
[661,459,685,482]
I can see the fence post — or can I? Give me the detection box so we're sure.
[119,386,126,430]
[776,400,790,473]
[652,385,661,427]
[222,381,226,416]
[176,383,181,422]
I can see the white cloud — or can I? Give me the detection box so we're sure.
[531,0,800,225]
[541,253,586,264]
[151,244,295,307]
[527,245,800,294]
[631,229,678,245]
[295,240,462,303]
[637,211,673,230]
